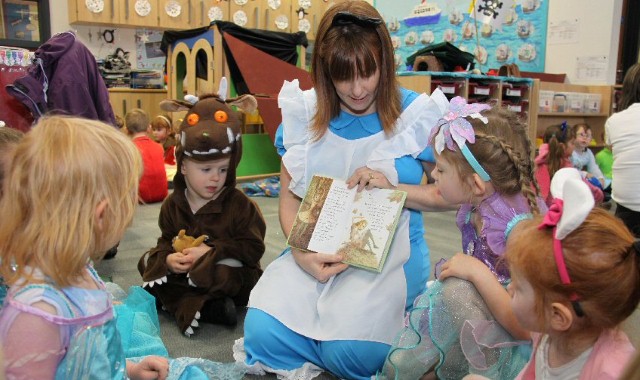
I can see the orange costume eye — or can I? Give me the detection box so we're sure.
[187,113,199,125]
[214,110,228,123]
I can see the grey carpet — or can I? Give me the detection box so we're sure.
[93,186,462,379]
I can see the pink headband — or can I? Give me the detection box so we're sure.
[156,115,172,128]
[537,168,595,317]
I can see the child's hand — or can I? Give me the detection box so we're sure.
[182,243,211,264]
[126,356,169,380]
[291,249,349,283]
[166,252,194,274]
[437,253,487,282]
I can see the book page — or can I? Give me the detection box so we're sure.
[306,179,355,253]
[337,188,406,270]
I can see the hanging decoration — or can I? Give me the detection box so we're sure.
[85,0,104,13]
[135,0,152,17]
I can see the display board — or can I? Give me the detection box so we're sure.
[375,0,549,72]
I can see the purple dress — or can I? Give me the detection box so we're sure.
[383,192,546,380]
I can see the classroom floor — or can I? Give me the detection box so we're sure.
[93,184,639,379]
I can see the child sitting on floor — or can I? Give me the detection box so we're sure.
[125,108,168,203]
[149,114,177,166]
[383,101,546,380]
[504,168,639,379]
[570,123,606,190]
[138,93,266,337]
[535,123,603,206]
[0,116,246,379]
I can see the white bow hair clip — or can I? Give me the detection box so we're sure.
[547,167,595,240]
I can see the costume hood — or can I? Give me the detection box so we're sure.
[160,93,257,188]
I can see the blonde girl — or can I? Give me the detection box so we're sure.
[0,116,169,379]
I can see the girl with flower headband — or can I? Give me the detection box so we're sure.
[535,123,603,206]
[500,168,640,380]
[382,99,546,380]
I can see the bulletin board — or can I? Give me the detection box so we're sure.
[135,30,165,70]
[374,0,549,72]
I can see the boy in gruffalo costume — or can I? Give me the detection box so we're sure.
[138,88,266,337]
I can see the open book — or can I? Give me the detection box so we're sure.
[287,175,407,273]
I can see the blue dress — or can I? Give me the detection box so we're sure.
[237,81,449,380]
[0,265,245,380]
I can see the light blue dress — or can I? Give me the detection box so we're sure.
[237,81,448,380]
[0,265,244,379]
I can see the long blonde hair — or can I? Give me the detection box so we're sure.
[0,116,142,287]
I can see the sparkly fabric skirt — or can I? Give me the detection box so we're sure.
[381,278,531,380]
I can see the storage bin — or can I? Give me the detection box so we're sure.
[538,90,554,112]
[552,93,567,113]
[567,92,584,113]
[585,93,602,113]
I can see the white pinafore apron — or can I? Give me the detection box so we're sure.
[248,81,448,344]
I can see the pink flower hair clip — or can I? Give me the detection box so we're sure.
[429,97,491,180]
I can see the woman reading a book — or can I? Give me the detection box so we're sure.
[236,1,451,379]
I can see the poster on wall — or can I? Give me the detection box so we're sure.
[374,0,549,73]
[135,30,165,70]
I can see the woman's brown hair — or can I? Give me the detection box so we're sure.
[619,62,640,112]
[311,1,400,139]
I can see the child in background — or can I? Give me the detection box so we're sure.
[383,102,546,380]
[506,168,640,379]
[138,94,266,337]
[150,114,177,165]
[0,116,170,379]
[570,123,606,189]
[535,123,603,206]
[595,146,613,182]
[125,108,168,203]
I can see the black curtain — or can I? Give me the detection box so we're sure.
[161,22,308,94]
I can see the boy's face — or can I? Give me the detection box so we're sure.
[181,157,230,204]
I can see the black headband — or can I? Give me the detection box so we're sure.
[633,240,640,257]
[331,11,383,28]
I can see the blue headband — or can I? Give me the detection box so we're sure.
[430,96,492,181]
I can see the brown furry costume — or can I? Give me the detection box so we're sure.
[138,93,266,336]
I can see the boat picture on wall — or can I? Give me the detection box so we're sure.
[404,0,442,27]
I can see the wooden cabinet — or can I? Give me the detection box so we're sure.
[69,0,121,25]
[536,82,612,147]
[195,0,231,27]
[122,0,160,28]
[397,72,538,144]
[158,0,193,29]
[109,89,168,120]
[70,0,158,27]
[289,0,333,41]
[228,0,264,30]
